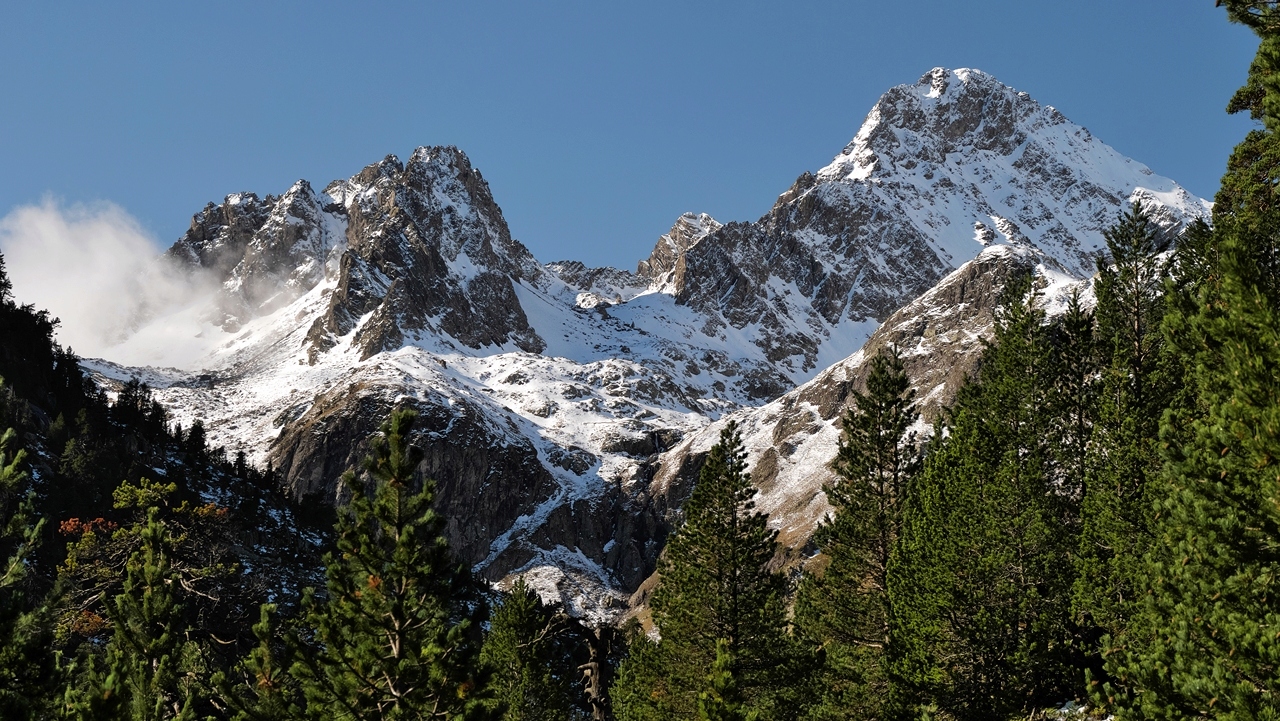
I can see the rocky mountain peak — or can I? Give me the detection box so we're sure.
[821,67,1066,183]
[161,145,549,354]
[339,153,405,194]
[303,145,546,360]
[807,66,1209,275]
[216,179,343,327]
[622,67,1208,389]
[327,145,539,279]
[637,211,722,281]
[166,192,275,280]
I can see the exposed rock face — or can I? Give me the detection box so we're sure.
[97,69,1211,621]
[307,148,546,360]
[219,181,343,329]
[166,147,546,355]
[270,378,558,569]
[167,193,275,281]
[637,212,722,279]
[543,261,649,309]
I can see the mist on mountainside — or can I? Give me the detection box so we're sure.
[0,199,219,366]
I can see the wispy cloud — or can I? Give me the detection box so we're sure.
[0,199,215,363]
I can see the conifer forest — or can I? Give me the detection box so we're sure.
[4,3,1280,720]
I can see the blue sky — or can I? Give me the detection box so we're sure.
[0,1,1258,270]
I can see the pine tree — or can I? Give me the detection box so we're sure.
[215,604,301,720]
[611,422,794,721]
[1101,204,1280,719]
[1074,204,1174,645]
[290,408,494,720]
[185,420,206,463]
[888,273,1079,720]
[610,626,672,721]
[65,507,204,721]
[698,639,758,721]
[794,347,921,720]
[0,424,56,720]
[1047,287,1098,500]
[479,578,583,721]
[1096,4,1280,716]
[0,251,11,304]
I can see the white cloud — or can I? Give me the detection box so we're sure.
[0,199,216,364]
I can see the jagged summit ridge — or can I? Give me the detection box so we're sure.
[628,67,1208,384]
[637,212,722,282]
[814,67,1209,274]
[823,67,1055,181]
[219,180,344,328]
[165,145,548,358]
[302,145,546,360]
[93,70,1213,620]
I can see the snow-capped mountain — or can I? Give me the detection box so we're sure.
[88,68,1209,620]
[637,68,1207,385]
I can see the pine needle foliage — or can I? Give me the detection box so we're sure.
[698,639,759,721]
[0,253,11,304]
[612,421,793,721]
[65,507,204,721]
[0,423,56,720]
[889,273,1079,720]
[1074,204,1174,645]
[794,347,921,720]
[1047,288,1098,505]
[479,578,583,721]
[291,408,494,720]
[1096,4,1280,716]
[215,604,301,720]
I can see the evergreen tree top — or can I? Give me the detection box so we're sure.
[1220,1,1280,33]
[0,251,11,305]
[292,407,493,720]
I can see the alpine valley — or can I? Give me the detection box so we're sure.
[84,68,1210,621]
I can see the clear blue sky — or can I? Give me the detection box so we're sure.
[0,1,1258,270]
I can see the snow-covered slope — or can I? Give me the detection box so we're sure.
[87,68,1209,619]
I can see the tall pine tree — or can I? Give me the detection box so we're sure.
[611,422,795,721]
[1074,204,1174,645]
[290,408,494,720]
[794,347,921,720]
[1048,288,1099,506]
[479,578,584,721]
[1098,3,1280,716]
[889,272,1079,720]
